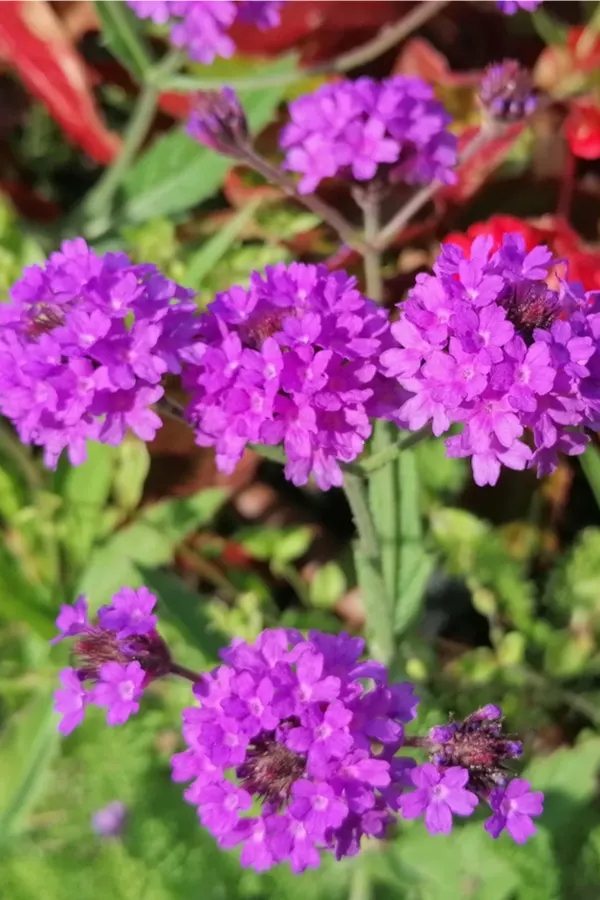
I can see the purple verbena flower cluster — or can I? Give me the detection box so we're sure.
[480,60,537,123]
[126,1,284,64]
[496,0,542,13]
[182,262,403,490]
[280,76,458,195]
[383,233,600,485]
[0,239,196,468]
[172,628,419,872]
[52,589,171,733]
[400,704,543,842]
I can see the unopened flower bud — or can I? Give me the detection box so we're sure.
[186,88,249,156]
[480,60,537,123]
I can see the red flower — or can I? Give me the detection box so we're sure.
[566,101,600,159]
[445,215,544,255]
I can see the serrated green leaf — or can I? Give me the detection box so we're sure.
[94,0,154,82]
[122,57,297,222]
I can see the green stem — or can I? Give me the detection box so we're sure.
[169,662,203,683]
[360,426,431,476]
[356,186,383,302]
[81,50,183,237]
[343,472,380,562]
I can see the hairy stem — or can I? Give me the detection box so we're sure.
[360,426,432,475]
[356,187,383,302]
[238,148,370,254]
[344,472,381,561]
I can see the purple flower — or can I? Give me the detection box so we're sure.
[127,1,283,64]
[485,779,544,843]
[98,586,158,639]
[172,629,419,872]
[496,0,542,12]
[182,263,403,490]
[280,76,457,194]
[91,801,128,838]
[480,61,536,122]
[2,239,197,469]
[51,595,89,644]
[54,667,88,735]
[93,661,145,725]
[400,764,478,834]
[385,233,600,485]
[51,589,171,736]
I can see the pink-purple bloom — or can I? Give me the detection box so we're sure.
[280,76,457,194]
[52,588,171,733]
[182,262,403,490]
[171,629,419,872]
[480,60,536,122]
[1,239,197,469]
[126,1,284,64]
[384,233,600,485]
[485,779,544,842]
[91,800,128,838]
[400,764,478,834]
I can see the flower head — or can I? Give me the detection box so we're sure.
[172,628,419,871]
[127,1,283,64]
[182,263,403,489]
[2,239,196,468]
[384,233,600,485]
[480,61,536,123]
[485,779,544,843]
[52,588,171,733]
[187,88,249,154]
[280,76,457,194]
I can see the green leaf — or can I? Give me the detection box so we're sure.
[76,488,228,603]
[235,525,313,564]
[185,196,263,289]
[0,543,55,638]
[112,437,150,514]
[94,0,154,82]
[122,56,297,222]
[55,442,117,570]
[0,687,59,843]
[368,422,432,638]
[309,562,347,610]
[139,568,225,662]
[531,7,569,46]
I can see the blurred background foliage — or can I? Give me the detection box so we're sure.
[2,1,600,898]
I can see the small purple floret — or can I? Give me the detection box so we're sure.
[54,667,88,735]
[496,0,542,13]
[280,76,457,194]
[91,801,128,838]
[400,763,478,835]
[485,779,544,843]
[93,661,145,726]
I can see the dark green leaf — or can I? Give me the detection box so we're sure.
[94,0,154,82]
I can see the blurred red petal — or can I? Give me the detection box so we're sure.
[565,102,600,160]
[0,0,120,164]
